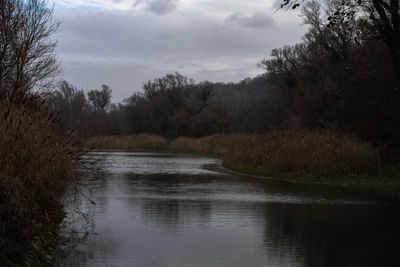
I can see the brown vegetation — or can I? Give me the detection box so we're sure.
[0,102,77,265]
[0,1,79,265]
[86,133,168,151]
[91,129,380,176]
[169,130,381,176]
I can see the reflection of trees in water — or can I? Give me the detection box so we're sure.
[123,173,215,189]
[139,199,212,232]
[262,203,400,267]
[89,172,112,213]
[123,173,213,232]
[57,229,121,267]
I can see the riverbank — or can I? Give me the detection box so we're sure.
[220,161,400,201]
[86,131,400,201]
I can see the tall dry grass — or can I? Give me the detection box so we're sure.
[169,130,381,175]
[86,133,168,151]
[0,102,77,265]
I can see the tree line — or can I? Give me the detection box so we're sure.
[49,73,271,138]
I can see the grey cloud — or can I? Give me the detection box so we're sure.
[135,0,180,15]
[55,10,304,102]
[226,12,275,29]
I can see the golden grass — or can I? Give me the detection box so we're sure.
[0,102,76,265]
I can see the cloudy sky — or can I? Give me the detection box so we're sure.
[53,0,307,102]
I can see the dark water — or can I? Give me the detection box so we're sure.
[60,152,400,267]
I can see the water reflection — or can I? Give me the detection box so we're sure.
[60,152,400,267]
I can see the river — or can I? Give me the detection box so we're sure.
[59,152,400,267]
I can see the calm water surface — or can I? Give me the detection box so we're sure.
[60,152,400,267]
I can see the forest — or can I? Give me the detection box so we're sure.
[52,0,400,162]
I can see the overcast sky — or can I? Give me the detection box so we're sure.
[53,0,307,102]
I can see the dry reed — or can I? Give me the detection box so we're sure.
[169,130,381,175]
[86,133,168,151]
[0,102,76,265]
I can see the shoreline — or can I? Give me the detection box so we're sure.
[88,149,400,202]
[220,161,400,202]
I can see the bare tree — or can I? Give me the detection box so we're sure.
[88,84,112,113]
[0,0,59,102]
[50,80,88,132]
[258,43,307,88]
[279,0,400,80]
